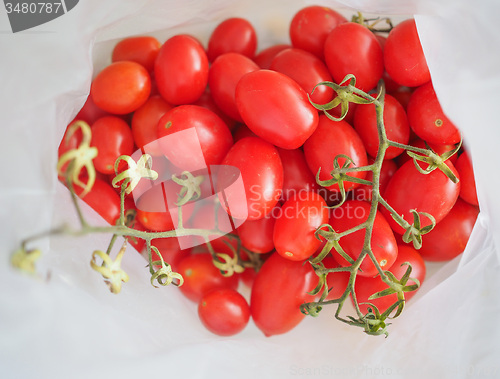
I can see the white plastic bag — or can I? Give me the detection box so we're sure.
[1,0,499,378]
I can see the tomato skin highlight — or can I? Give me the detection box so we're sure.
[218,137,283,221]
[330,200,398,277]
[198,289,250,336]
[250,252,317,337]
[273,192,329,262]
[382,159,461,234]
[235,69,319,149]
[154,34,209,105]
[91,61,151,115]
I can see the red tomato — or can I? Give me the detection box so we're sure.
[419,198,479,262]
[250,252,317,336]
[384,18,430,87]
[270,47,334,105]
[303,116,368,194]
[198,289,250,336]
[218,137,283,221]
[208,53,260,122]
[354,244,426,314]
[273,191,329,261]
[131,95,173,156]
[354,158,398,202]
[277,148,319,202]
[73,95,111,125]
[289,5,347,59]
[406,82,461,145]
[330,200,398,277]
[324,22,384,92]
[157,105,234,172]
[154,34,209,105]
[75,178,121,225]
[177,253,239,302]
[382,159,461,234]
[322,255,350,301]
[235,69,319,149]
[91,61,151,115]
[193,88,238,131]
[353,94,410,160]
[90,116,134,175]
[207,17,257,61]
[253,44,291,69]
[149,237,192,270]
[455,151,479,206]
[111,36,161,72]
[237,204,280,254]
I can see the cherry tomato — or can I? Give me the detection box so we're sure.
[131,95,173,156]
[237,203,280,254]
[218,137,283,221]
[382,159,461,234]
[303,115,368,194]
[177,253,239,302]
[353,94,410,160]
[250,252,317,336]
[330,200,398,277]
[75,178,121,225]
[157,105,234,172]
[354,244,426,314]
[154,34,208,105]
[90,116,134,175]
[406,82,461,145]
[383,18,430,87]
[198,288,250,336]
[193,88,238,131]
[207,17,257,61]
[235,69,319,149]
[253,44,291,69]
[270,47,334,105]
[277,148,319,202]
[208,52,260,122]
[111,36,161,72]
[324,22,384,92]
[455,151,479,206]
[419,198,479,261]
[73,95,111,125]
[91,61,151,115]
[274,191,329,261]
[289,5,347,59]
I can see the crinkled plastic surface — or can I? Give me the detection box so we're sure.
[1,0,499,378]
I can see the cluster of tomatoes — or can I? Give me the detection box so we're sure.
[58,5,479,337]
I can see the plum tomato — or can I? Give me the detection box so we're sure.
[324,22,384,92]
[75,178,121,226]
[111,36,161,73]
[218,137,283,221]
[354,244,426,314]
[235,69,319,149]
[289,5,347,59]
[237,203,280,254]
[157,105,234,172]
[131,95,173,156]
[277,148,319,202]
[330,200,398,277]
[418,198,479,261]
[207,17,257,62]
[177,253,239,303]
[269,47,334,105]
[193,88,238,131]
[273,191,329,262]
[406,82,461,145]
[253,44,291,69]
[90,116,134,175]
[250,252,317,336]
[91,61,151,115]
[198,288,250,336]
[73,95,111,125]
[455,151,479,206]
[383,18,430,87]
[353,94,410,160]
[382,159,461,234]
[303,115,368,195]
[208,52,260,122]
[154,34,209,105]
